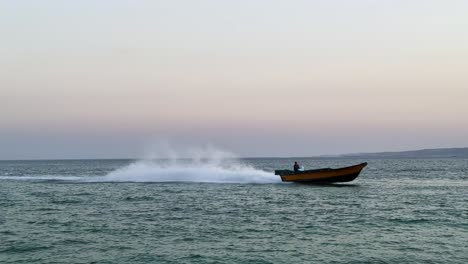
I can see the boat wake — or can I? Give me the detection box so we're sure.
[0,175,85,181]
[100,160,279,183]
[0,146,282,183]
[0,157,280,184]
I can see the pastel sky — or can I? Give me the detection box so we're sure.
[1,0,468,159]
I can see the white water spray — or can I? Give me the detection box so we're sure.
[102,147,279,183]
[103,161,278,183]
[0,146,281,183]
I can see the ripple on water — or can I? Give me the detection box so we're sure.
[1,158,468,263]
[0,244,53,254]
[123,196,155,201]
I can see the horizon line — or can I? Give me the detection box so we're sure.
[1,146,467,162]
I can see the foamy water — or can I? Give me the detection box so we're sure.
[99,147,280,183]
[0,159,280,184]
[101,161,279,183]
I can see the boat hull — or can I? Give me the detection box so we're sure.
[275,163,367,183]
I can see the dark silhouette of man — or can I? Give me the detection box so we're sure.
[293,161,300,173]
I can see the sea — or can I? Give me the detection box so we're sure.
[0,158,467,263]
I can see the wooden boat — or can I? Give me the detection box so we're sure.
[275,162,367,183]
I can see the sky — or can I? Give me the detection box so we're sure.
[1,0,468,159]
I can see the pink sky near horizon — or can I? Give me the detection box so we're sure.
[1,0,468,159]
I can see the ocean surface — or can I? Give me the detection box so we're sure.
[0,158,467,263]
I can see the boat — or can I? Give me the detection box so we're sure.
[275,162,367,183]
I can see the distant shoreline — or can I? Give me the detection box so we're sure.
[336,147,468,159]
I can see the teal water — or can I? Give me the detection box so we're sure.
[1,158,467,263]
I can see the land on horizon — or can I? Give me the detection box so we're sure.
[334,147,468,159]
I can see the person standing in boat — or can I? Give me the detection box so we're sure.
[293,161,300,173]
